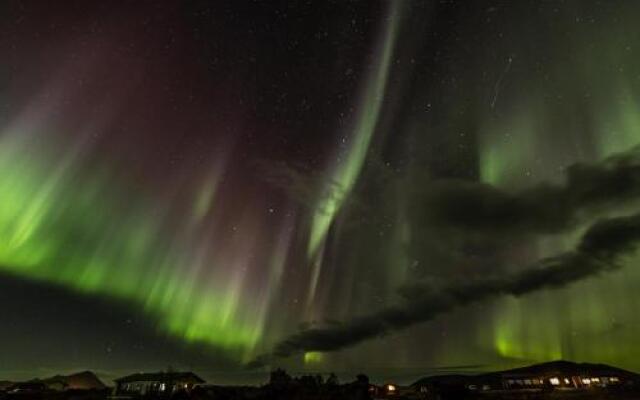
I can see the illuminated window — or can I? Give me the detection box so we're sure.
[160,383,166,391]
[581,378,591,385]
[549,377,560,385]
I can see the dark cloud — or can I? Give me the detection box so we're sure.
[422,145,640,235]
[249,212,640,368]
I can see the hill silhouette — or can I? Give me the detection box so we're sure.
[40,371,106,390]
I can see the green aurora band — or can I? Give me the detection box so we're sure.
[0,132,263,357]
[0,2,405,366]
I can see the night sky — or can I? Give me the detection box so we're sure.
[2,0,640,385]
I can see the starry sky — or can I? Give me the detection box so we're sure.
[2,0,640,385]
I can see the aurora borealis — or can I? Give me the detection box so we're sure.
[3,0,640,385]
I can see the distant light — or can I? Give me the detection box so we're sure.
[303,351,323,364]
[581,378,591,385]
[564,378,570,385]
[549,377,560,385]
[385,384,397,393]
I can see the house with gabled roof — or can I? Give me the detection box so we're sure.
[113,371,204,396]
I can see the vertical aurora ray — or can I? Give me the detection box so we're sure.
[307,2,401,259]
[305,2,402,308]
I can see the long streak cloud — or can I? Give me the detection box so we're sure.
[250,211,640,367]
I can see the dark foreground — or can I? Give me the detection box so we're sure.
[3,386,640,400]
[3,360,640,400]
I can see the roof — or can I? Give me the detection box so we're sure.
[115,372,204,384]
[495,361,637,378]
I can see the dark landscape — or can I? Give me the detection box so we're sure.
[1,361,640,400]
